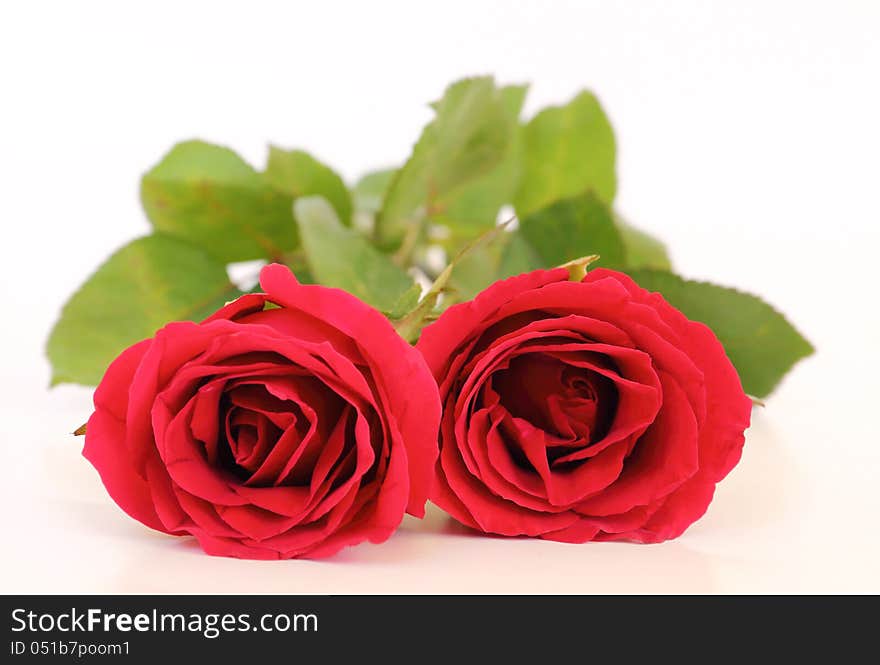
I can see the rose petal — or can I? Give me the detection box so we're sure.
[575,372,700,516]
[259,262,439,517]
[83,408,166,532]
[438,424,581,536]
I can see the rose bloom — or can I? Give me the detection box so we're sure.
[84,264,439,559]
[417,268,752,543]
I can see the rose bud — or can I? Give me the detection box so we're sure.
[83,264,440,559]
[417,267,752,543]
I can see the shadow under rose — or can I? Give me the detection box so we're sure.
[101,500,721,594]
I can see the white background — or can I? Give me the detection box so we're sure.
[1,0,878,593]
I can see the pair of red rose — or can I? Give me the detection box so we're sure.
[84,263,751,559]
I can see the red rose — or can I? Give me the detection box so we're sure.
[84,264,440,559]
[417,267,752,543]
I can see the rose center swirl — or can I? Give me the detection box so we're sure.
[204,376,352,488]
[489,352,619,466]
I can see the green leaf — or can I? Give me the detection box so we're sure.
[616,217,672,270]
[352,168,398,235]
[514,90,616,217]
[376,76,515,248]
[385,283,423,319]
[295,196,416,312]
[626,270,814,397]
[141,140,295,263]
[497,230,544,278]
[353,168,397,217]
[433,84,529,239]
[448,229,542,301]
[445,192,671,300]
[447,243,504,302]
[264,146,353,224]
[47,234,239,386]
[519,191,626,269]
[394,221,514,341]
